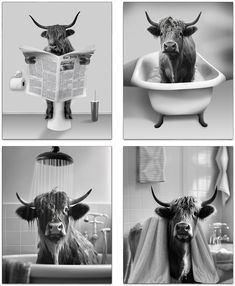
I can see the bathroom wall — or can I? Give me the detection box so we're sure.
[124,2,233,79]
[123,146,233,242]
[3,2,111,114]
[2,146,112,255]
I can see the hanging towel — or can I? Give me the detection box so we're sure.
[215,146,230,204]
[137,147,166,183]
[2,258,31,283]
[125,216,219,283]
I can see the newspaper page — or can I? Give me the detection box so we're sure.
[20,46,94,102]
[20,46,58,101]
[58,53,87,101]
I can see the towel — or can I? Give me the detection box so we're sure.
[215,146,230,204]
[137,147,166,183]
[2,258,31,283]
[125,216,219,283]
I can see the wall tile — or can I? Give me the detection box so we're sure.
[20,245,37,255]
[6,218,21,232]
[5,245,21,255]
[6,204,18,218]
[21,231,37,245]
[6,231,21,245]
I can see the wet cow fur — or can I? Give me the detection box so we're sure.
[145,12,201,83]
[16,190,98,265]
[25,12,91,119]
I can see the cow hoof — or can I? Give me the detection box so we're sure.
[64,113,72,119]
[45,111,53,119]
[45,114,53,120]
[198,112,208,127]
[154,114,164,128]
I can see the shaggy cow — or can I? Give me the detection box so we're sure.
[145,12,201,83]
[16,188,98,265]
[25,12,91,119]
[128,186,217,283]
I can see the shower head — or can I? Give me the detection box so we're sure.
[36,146,73,166]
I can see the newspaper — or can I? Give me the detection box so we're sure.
[20,46,95,102]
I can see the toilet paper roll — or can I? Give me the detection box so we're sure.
[9,77,26,90]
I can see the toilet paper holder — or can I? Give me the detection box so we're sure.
[9,71,26,90]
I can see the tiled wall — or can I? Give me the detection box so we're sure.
[2,203,112,256]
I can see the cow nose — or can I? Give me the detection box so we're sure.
[176,222,191,233]
[48,222,63,234]
[164,41,177,52]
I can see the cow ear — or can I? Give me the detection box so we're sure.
[183,26,198,37]
[69,203,89,220]
[16,206,37,222]
[147,26,161,37]
[41,31,48,38]
[66,29,75,37]
[198,205,215,219]
[155,207,172,219]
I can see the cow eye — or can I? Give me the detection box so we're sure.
[160,32,163,37]
[194,211,198,217]
[64,206,69,214]
[179,32,183,37]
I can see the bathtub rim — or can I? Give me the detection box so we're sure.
[3,253,112,279]
[131,51,226,91]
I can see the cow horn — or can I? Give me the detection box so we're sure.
[145,11,159,27]
[185,12,202,27]
[201,187,217,207]
[70,189,92,206]
[151,186,170,207]
[16,192,36,209]
[64,12,80,29]
[29,15,49,29]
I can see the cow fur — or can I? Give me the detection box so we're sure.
[155,196,215,282]
[128,194,215,283]
[16,190,98,265]
[146,14,200,83]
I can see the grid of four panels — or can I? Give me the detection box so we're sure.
[2,1,234,284]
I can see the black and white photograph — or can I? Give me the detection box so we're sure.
[124,146,233,283]
[2,146,112,283]
[2,2,111,139]
[123,2,233,139]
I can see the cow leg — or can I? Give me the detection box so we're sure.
[64,100,72,119]
[45,100,53,119]
[154,114,164,128]
[198,111,208,127]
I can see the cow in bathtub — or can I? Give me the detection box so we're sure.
[15,188,99,265]
[145,12,207,127]
[145,12,201,83]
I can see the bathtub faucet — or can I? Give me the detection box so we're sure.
[84,213,108,245]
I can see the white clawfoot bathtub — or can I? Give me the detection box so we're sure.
[3,253,111,283]
[131,52,225,128]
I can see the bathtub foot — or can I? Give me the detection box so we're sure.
[154,114,164,128]
[198,112,208,127]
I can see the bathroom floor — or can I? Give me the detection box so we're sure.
[124,80,233,139]
[3,114,112,139]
